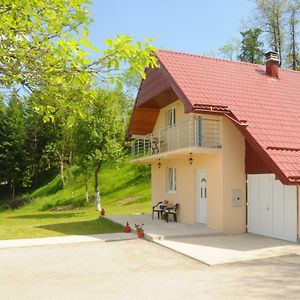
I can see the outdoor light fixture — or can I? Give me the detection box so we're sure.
[158,159,161,169]
[189,153,193,165]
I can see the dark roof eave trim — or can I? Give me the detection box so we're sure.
[208,110,291,185]
[236,125,290,185]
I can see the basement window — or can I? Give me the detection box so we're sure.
[168,167,176,193]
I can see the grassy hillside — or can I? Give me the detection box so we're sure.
[0,156,151,239]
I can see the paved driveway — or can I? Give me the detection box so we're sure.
[1,239,300,300]
[156,233,300,265]
[106,214,300,266]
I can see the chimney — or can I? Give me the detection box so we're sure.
[265,51,279,78]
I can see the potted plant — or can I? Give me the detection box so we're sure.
[123,221,131,233]
[99,208,106,218]
[135,223,144,238]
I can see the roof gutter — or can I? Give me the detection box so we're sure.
[224,113,248,127]
[288,177,300,183]
[192,105,248,127]
[192,104,230,113]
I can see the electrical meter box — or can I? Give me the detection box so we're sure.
[232,189,242,207]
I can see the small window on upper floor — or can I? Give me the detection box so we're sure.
[167,108,176,127]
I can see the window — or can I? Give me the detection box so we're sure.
[167,108,176,127]
[168,167,176,192]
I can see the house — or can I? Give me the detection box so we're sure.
[127,50,300,242]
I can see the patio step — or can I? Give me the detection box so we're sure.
[144,231,222,242]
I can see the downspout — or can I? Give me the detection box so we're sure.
[297,185,300,242]
[245,173,248,233]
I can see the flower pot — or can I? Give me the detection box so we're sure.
[123,226,131,233]
[137,231,144,238]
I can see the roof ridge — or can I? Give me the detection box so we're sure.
[157,49,265,68]
[157,49,300,74]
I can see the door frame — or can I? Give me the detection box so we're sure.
[197,169,207,224]
[247,173,298,242]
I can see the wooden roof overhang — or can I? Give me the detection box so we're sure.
[127,61,193,137]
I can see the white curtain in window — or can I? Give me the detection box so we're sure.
[168,167,176,192]
[167,108,176,127]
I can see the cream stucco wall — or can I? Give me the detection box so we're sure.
[151,153,222,226]
[221,118,246,233]
[298,186,300,238]
[149,100,246,234]
[153,100,190,132]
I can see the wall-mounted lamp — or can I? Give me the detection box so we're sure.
[189,153,193,165]
[158,159,161,169]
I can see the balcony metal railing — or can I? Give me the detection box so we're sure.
[131,116,222,160]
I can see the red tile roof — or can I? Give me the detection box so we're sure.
[155,49,300,183]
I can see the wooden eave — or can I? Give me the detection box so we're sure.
[127,59,193,136]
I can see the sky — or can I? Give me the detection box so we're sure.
[88,0,256,56]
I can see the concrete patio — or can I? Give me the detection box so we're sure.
[156,234,300,265]
[106,214,300,266]
[105,213,220,240]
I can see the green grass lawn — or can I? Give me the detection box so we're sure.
[0,156,151,240]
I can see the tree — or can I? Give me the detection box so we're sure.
[0,0,92,90]
[0,0,158,121]
[73,88,125,210]
[0,97,6,184]
[0,1,157,86]
[31,87,85,188]
[25,97,59,186]
[0,95,30,201]
[0,0,158,203]
[286,0,300,69]
[219,38,241,60]
[254,0,287,65]
[238,28,265,63]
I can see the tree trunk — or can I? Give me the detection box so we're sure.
[11,178,15,203]
[85,183,89,202]
[289,6,298,70]
[277,22,282,66]
[33,131,38,187]
[59,150,65,188]
[94,163,102,211]
[292,24,296,70]
[83,165,89,202]
[68,150,73,166]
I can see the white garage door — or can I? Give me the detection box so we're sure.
[247,174,297,242]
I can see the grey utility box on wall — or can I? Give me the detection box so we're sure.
[232,189,242,207]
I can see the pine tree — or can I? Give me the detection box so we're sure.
[238,28,265,63]
[0,95,30,201]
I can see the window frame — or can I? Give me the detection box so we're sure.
[167,167,176,193]
[167,108,176,127]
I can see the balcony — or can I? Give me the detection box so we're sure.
[131,116,222,161]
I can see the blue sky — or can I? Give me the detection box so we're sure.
[88,0,256,56]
